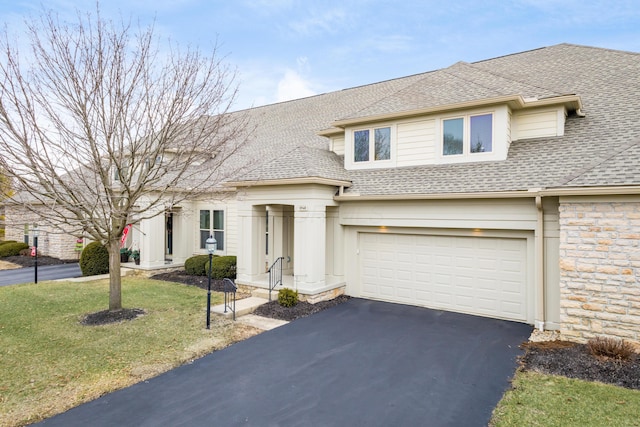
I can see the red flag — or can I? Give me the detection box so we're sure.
[120,224,132,248]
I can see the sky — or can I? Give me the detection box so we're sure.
[0,0,638,111]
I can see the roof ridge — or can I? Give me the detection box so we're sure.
[460,61,564,98]
[558,138,640,186]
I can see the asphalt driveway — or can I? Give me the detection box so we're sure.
[37,299,531,426]
[0,263,81,286]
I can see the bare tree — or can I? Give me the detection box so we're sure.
[0,6,245,311]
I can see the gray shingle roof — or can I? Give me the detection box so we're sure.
[225,43,640,196]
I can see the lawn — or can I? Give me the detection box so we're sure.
[491,371,640,426]
[0,277,261,427]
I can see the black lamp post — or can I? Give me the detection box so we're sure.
[33,225,39,284]
[205,234,217,329]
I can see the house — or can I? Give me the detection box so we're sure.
[6,44,640,344]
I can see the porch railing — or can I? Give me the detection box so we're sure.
[268,256,284,301]
[223,278,237,320]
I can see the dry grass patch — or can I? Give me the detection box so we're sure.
[0,277,262,426]
[0,259,21,270]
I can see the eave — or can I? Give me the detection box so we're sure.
[333,185,640,201]
[225,177,352,188]
[321,94,583,131]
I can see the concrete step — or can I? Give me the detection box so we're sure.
[250,287,281,300]
[237,314,288,331]
[211,296,268,318]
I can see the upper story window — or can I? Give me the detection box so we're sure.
[443,113,493,156]
[354,126,391,162]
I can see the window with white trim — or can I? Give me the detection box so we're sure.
[354,126,391,162]
[199,209,224,250]
[442,113,493,156]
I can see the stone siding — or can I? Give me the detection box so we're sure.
[3,205,82,260]
[559,200,640,344]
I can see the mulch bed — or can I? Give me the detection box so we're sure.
[151,270,351,321]
[3,255,78,267]
[150,270,231,292]
[253,295,351,321]
[82,308,146,326]
[520,340,640,390]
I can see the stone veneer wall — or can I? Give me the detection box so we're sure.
[3,205,81,260]
[559,199,640,344]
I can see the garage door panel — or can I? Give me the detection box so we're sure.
[359,232,528,322]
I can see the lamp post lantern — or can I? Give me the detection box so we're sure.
[205,234,217,329]
[33,225,39,284]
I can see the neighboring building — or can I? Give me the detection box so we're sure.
[6,44,640,344]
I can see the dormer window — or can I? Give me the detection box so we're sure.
[443,113,493,156]
[354,126,391,162]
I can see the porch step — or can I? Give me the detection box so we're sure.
[211,296,268,318]
[251,287,283,300]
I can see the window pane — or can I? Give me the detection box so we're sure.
[374,127,391,160]
[354,130,369,162]
[470,114,492,153]
[214,230,224,251]
[199,210,210,230]
[200,230,210,249]
[443,118,463,155]
[213,210,224,230]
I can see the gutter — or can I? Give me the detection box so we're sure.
[226,177,352,188]
[333,185,640,202]
[327,94,583,128]
[535,196,545,331]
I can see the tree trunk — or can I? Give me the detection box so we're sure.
[108,238,122,311]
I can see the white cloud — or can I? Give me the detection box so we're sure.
[288,7,346,36]
[276,69,316,102]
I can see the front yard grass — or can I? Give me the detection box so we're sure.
[491,370,640,426]
[0,277,261,427]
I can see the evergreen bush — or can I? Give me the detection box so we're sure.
[278,288,299,307]
[79,241,109,276]
[0,242,29,257]
[205,256,237,280]
[184,254,212,276]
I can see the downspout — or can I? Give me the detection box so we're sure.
[535,195,545,331]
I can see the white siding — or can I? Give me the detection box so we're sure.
[331,136,345,156]
[512,107,564,140]
[225,198,238,255]
[396,119,435,166]
[340,198,538,230]
[193,197,238,257]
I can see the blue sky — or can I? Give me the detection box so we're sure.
[1,1,638,111]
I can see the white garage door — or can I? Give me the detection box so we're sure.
[359,233,528,322]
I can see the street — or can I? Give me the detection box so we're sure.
[0,263,81,286]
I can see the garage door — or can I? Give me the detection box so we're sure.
[359,233,528,322]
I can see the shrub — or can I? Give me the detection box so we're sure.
[184,254,212,276]
[587,336,636,361]
[79,241,109,276]
[0,242,29,257]
[205,256,237,280]
[0,240,17,246]
[19,248,31,256]
[278,288,298,308]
